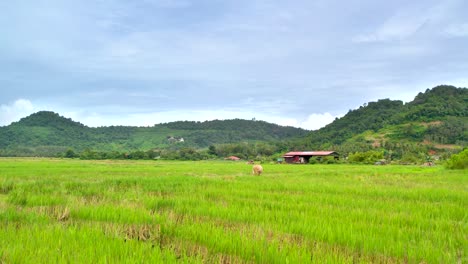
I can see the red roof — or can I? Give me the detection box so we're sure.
[283,151,337,157]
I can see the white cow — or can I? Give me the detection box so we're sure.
[252,164,263,175]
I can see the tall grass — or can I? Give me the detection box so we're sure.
[0,158,466,263]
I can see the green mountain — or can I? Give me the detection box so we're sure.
[0,85,465,159]
[0,111,308,156]
[299,85,467,156]
[299,98,405,147]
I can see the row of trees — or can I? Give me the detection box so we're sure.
[54,142,465,167]
[62,142,284,161]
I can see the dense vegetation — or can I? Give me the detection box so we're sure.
[0,159,466,263]
[0,113,306,157]
[307,98,405,146]
[297,85,467,162]
[300,85,467,148]
[0,85,466,163]
[445,148,468,169]
[397,85,467,122]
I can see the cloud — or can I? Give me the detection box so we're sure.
[64,109,300,128]
[352,1,456,43]
[1,1,467,130]
[353,11,428,43]
[145,0,192,9]
[445,23,468,37]
[0,99,35,126]
[298,113,342,131]
[58,109,340,131]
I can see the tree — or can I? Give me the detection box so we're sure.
[64,149,78,158]
[445,149,468,170]
[348,150,384,164]
[208,145,217,156]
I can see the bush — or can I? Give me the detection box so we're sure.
[348,150,384,164]
[308,156,339,164]
[445,149,468,170]
[323,156,338,164]
[399,153,421,165]
[64,149,78,158]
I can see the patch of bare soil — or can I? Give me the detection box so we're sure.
[420,121,443,127]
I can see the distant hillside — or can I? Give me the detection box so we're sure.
[396,85,467,122]
[0,85,466,158]
[299,85,467,154]
[9,111,86,128]
[0,112,308,156]
[300,98,405,147]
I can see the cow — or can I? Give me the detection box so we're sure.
[252,164,263,175]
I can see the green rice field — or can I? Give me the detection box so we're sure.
[0,158,466,263]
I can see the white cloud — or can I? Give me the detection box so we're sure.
[144,0,192,9]
[297,113,342,130]
[1,1,467,131]
[353,13,428,43]
[445,23,468,37]
[66,109,287,128]
[0,99,35,126]
[60,109,340,131]
[352,2,454,43]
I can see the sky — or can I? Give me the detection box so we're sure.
[1,0,467,130]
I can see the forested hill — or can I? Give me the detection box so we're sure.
[162,119,303,138]
[9,111,86,128]
[301,98,405,147]
[394,85,467,122]
[0,85,466,158]
[0,112,308,156]
[299,85,467,150]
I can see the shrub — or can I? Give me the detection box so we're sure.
[445,149,468,170]
[323,156,338,164]
[348,150,384,164]
[308,156,339,164]
[399,153,421,165]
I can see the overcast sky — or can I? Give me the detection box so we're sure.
[1,0,467,130]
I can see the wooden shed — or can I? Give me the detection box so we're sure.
[225,156,241,161]
[283,151,339,164]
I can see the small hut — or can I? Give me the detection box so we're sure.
[283,151,339,164]
[225,156,241,161]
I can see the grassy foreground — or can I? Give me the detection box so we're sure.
[0,159,466,263]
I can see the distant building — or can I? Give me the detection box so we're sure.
[283,151,339,164]
[167,136,185,143]
[225,156,241,161]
